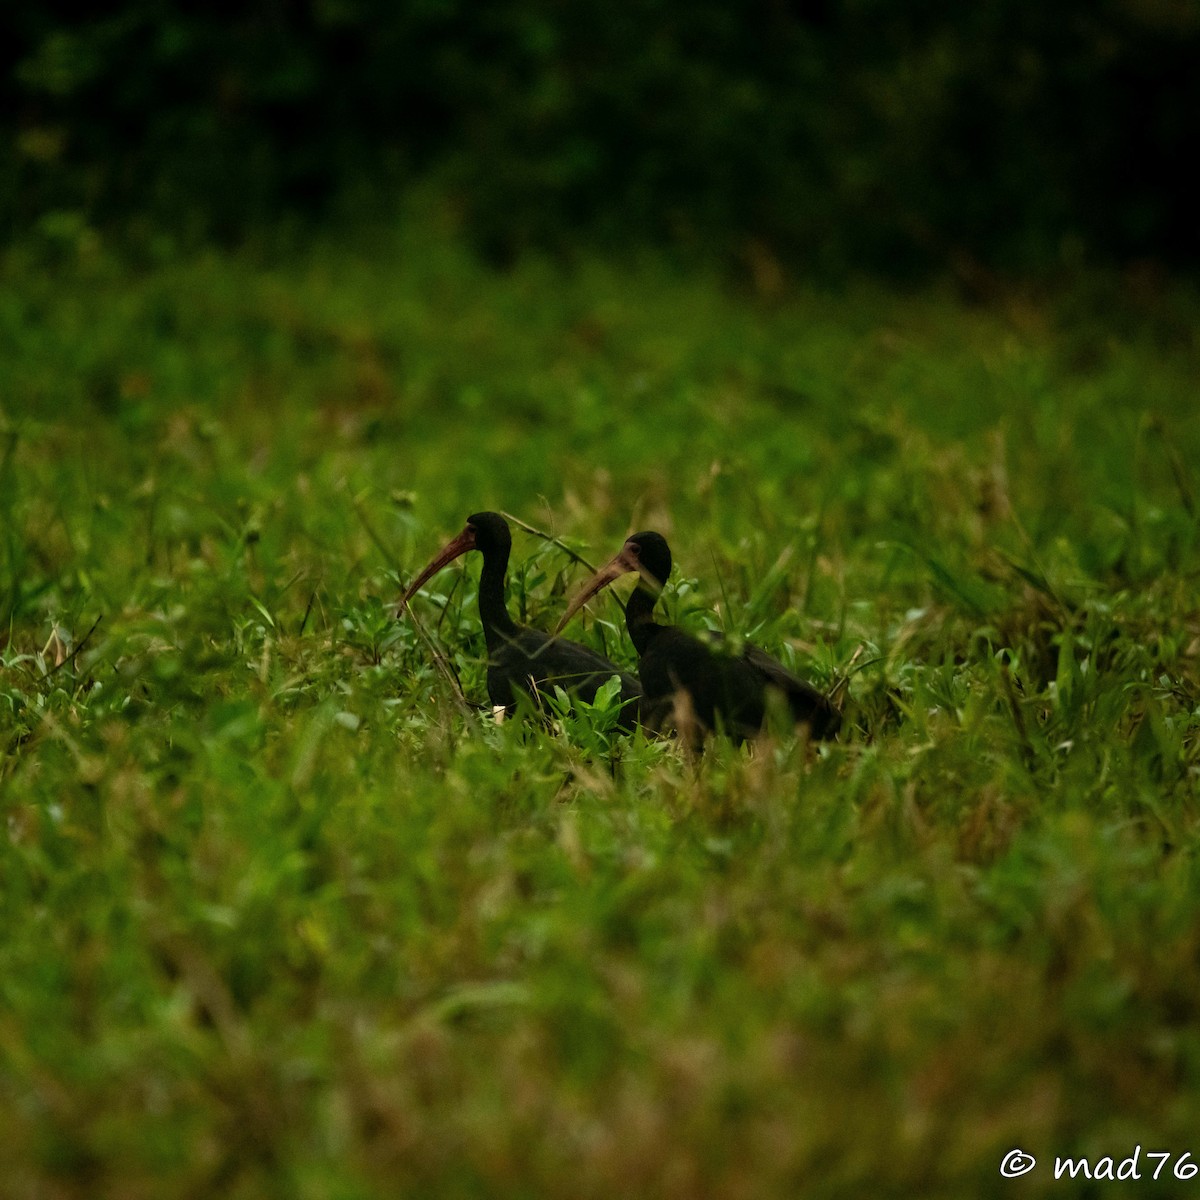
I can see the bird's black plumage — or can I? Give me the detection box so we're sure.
[558,531,841,744]
[401,512,642,726]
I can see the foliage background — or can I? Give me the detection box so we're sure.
[5,0,1198,272]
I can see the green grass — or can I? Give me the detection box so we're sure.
[2,227,1199,1198]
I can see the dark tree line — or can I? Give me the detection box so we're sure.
[4,0,1196,273]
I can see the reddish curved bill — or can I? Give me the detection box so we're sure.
[552,543,644,636]
[397,526,476,614]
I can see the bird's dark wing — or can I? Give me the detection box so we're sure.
[694,628,826,701]
[741,643,842,738]
[523,632,640,694]
[740,642,815,692]
[490,627,642,726]
[640,626,840,742]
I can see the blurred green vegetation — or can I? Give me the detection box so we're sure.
[2,232,1199,1196]
[4,7,1198,1193]
[4,0,1197,273]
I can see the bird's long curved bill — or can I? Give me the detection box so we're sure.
[553,546,644,636]
[397,527,476,614]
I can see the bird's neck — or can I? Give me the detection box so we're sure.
[478,549,519,650]
[625,581,663,657]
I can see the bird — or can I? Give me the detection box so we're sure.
[555,531,841,745]
[399,511,642,726]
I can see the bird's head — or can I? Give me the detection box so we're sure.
[554,529,672,635]
[399,511,511,611]
[465,511,512,559]
[621,531,671,590]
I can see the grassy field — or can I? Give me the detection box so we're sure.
[2,226,1199,1199]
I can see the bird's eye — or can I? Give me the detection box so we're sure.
[627,543,640,557]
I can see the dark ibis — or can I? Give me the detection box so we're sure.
[400,512,642,726]
[555,531,841,744]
